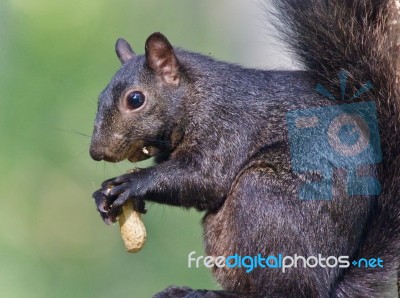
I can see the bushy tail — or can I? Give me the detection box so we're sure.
[270,0,400,296]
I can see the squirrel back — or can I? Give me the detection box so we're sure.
[271,0,400,295]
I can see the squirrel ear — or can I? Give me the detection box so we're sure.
[145,32,179,85]
[115,38,135,64]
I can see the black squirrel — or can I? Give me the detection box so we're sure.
[90,0,400,297]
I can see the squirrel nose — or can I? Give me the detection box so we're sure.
[89,145,105,161]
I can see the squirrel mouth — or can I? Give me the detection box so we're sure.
[126,144,157,163]
[127,147,149,162]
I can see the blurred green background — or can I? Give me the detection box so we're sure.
[0,0,290,297]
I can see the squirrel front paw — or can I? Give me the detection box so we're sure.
[92,173,146,224]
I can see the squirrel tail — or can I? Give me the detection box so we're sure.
[271,0,400,295]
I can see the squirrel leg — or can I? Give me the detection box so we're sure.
[153,286,244,298]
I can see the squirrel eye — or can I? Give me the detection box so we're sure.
[126,91,145,110]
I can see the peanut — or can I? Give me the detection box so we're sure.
[105,185,146,253]
[118,200,146,253]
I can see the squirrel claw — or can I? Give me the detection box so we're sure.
[93,189,109,213]
[108,186,147,214]
[93,179,146,224]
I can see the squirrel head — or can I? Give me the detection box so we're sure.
[90,32,184,162]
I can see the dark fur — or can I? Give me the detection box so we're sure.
[90,0,400,296]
